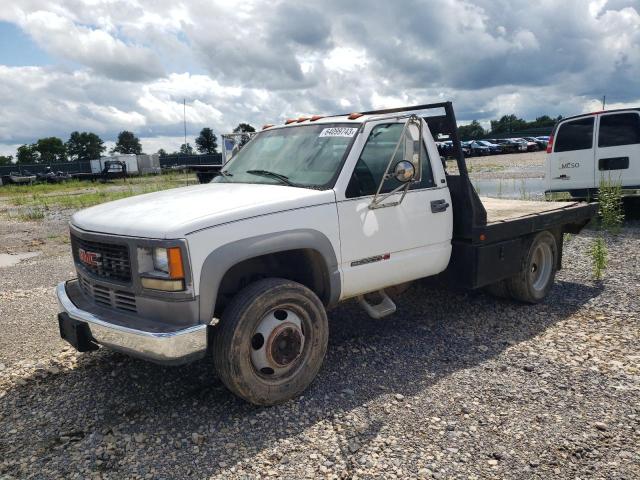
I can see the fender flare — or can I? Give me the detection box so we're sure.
[198,229,340,323]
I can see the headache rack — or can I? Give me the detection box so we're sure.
[343,102,487,240]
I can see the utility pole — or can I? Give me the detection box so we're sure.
[602,95,606,110]
[183,99,187,148]
[183,98,188,185]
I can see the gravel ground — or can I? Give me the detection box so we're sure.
[0,195,639,478]
[449,151,546,179]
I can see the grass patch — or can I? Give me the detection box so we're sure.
[546,191,573,201]
[19,208,45,221]
[590,236,607,281]
[598,177,624,233]
[1,173,197,213]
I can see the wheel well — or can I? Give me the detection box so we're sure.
[214,249,330,316]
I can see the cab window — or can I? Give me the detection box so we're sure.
[554,117,594,152]
[598,113,640,148]
[346,123,435,198]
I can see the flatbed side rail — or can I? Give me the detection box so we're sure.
[473,202,597,245]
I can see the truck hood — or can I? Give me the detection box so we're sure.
[71,183,336,238]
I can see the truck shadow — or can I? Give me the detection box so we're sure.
[0,279,603,477]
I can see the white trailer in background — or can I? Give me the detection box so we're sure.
[90,154,160,176]
[92,155,139,175]
[136,154,161,175]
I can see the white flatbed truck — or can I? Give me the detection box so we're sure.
[57,102,596,405]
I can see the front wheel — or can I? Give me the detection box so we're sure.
[507,231,558,303]
[212,278,328,405]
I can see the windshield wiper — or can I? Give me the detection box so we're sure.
[219,170,233,176]
[245,169,296,186]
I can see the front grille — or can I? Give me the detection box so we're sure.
[79,275,137,313]
[72,234,131,282]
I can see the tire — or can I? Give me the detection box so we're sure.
[212,278,329,406]
[507,231,558,303]
[484,279,511,299]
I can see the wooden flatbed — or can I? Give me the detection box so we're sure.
[481,197,584,224]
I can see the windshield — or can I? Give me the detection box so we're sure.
[213,123,358,188]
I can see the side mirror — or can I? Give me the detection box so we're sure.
[393,160,415,183]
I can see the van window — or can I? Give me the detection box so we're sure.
[554,117,594,152]
[598,113,640,148]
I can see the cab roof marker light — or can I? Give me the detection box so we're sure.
[284,118,297,125]
[262,124,274,130]
[348,112,364,120]
[297,117,310,123]
[310,115,324,121]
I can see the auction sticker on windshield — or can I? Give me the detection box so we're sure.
[319,127,358,138]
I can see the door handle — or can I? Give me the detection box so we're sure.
[431,199,450,213]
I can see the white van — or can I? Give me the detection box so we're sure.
[545,108,640,198]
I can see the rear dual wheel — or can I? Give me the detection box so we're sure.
[212,278,328,406]
[485,231,558,303]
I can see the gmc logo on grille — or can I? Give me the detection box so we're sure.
[78,248,102,267]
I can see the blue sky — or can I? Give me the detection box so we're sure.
[0,0,639,158]
[0,22,52,67]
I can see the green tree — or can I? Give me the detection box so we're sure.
[233,123,256,147]
[458,120,485,140]
[157,148,167,157]
[490,114,528,134]
[66,131,106,161]
[111,131,142,154]
[16,144,39,164]
[35,137,66,162]
[179,143,194,155]
[0,155,13,166]
[195,127,218,154]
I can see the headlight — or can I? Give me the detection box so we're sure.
[139,246,186,291]
[152,248,169,274]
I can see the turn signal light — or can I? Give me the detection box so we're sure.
[167,247,185,279]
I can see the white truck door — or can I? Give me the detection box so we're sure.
[335,119,453,299]
[548,116,596,192]
[595,111,640,188]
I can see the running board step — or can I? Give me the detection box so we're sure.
[357,290,397,319]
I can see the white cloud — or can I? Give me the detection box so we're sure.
[0,0,638,158]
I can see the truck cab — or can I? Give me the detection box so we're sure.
[57,103,596,405]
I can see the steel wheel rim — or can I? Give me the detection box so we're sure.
[529,242,553,292]
[250,308,306,379]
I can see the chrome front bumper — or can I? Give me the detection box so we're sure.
[56,281,208,365]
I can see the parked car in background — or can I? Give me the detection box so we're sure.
[512,138,537,152]
[475,140,502,154]
[524,137,546,150]
[546,107,640,198]
[465,141,490,156]
[491,138,522,153]
[535,136,550,149]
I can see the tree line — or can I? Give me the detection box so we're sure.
[457,114,563,140]
[0,123,256,166]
